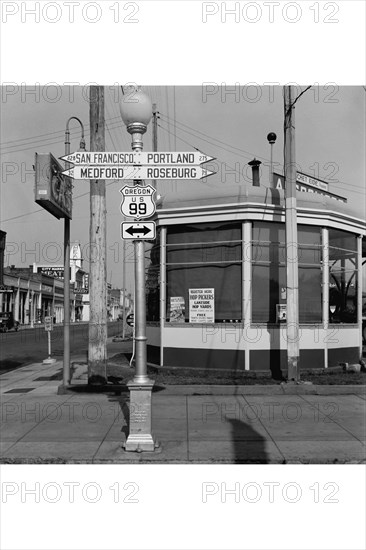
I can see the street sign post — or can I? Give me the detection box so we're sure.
[43,316,56,364]
[62,165,214,180]
[121,222,156,240]
[60,151,215,165]
[120,185,156,219]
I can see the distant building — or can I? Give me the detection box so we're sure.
[1,241,89,324]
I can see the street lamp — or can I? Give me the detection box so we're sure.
[120,87,157,452]
[267,132,277,186]
[62,117,85,388]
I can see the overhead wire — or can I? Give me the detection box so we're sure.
[160,111,270,163]
[0,115,122,152]
[160,110,365,196]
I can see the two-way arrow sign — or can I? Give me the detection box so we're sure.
[121,222,156,240]
[60,151,215,165]
[62,165,214,180]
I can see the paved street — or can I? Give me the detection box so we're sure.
[0,321,122,374]
[0,352,365,464]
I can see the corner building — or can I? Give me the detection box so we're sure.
[145,183,365,374]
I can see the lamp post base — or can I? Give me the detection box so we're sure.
[124,378,156,452]
[43,357,56,364]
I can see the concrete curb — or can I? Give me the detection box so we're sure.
[56,382,366,396]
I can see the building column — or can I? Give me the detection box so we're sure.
[357,234,363,360]
[243,221,252,370]
[20,291,24,323]
[14,287,20,322]
[322,227,329,368]
[25,289,30,324]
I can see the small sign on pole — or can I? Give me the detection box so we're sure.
[43,316,56,364]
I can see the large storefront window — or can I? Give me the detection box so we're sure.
[252,222,322,323]
[329,229,357,323]
[166,223,242,322]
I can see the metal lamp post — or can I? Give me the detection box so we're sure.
[63,117,85,387]
[267,132,277,187]
[120,88,157,452]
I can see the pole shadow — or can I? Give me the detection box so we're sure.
[227,418,269,463]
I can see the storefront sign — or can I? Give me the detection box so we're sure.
[273,172,347,203]
[41,284,53,294]
[35,152,72,219]
[39,266,65,279]
[189,288,215,323]
[169,297,185,322]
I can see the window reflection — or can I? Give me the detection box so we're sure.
[329,229,357,323]
[252,222,322,323]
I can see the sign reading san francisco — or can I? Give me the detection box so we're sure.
[60,151,215,165]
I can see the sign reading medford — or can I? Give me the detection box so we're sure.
[35,152,72,219]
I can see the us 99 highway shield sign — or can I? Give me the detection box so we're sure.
[120,184,156,219]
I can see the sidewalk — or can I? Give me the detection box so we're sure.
[18,321,89,330]
[1,352,365,464]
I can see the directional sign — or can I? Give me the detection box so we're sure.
[60,151,215,166]
[63,165,215,181]
[44,316,53,331]
[121,222,156,240]
[120,185,156,219]
[126,313,134,327]
[62,165,214,180]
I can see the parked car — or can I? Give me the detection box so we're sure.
[0,312,20,332]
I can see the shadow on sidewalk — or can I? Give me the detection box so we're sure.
[228,418,269,463]
[108,395,130,440]
[106,395,269,463]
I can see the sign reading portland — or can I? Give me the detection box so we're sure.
[60,151,215,165]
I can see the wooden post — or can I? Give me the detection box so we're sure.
[88,86,107,384]
[284,85,300,382]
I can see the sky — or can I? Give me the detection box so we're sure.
[1,85,365,293]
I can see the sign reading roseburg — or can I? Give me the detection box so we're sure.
[189,288,215,323]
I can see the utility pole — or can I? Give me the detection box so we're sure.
[152,103,158,191]
[284,85,300,382]
[88,86,107,384]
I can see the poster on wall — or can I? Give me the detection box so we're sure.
[169,297,185,322]
[189,288,215,323]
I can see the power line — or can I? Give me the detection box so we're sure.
[0,114,121,151]
[159,113,365,195]
[160,111,269,162]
